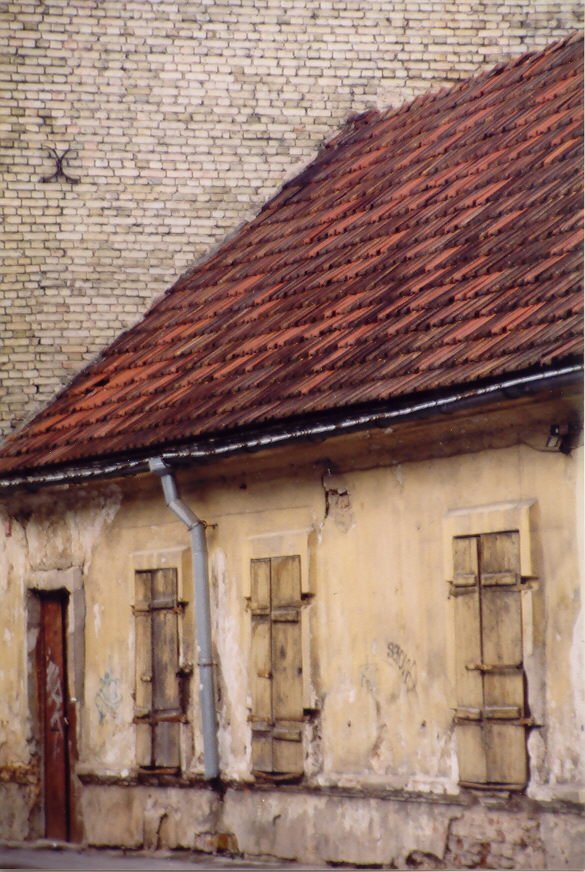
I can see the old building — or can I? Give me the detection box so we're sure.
[1,0,583,436]
[0,34,583,868]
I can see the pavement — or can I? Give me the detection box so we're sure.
[0,843,334,871]
[0,839,338,872]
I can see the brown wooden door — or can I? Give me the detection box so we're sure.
[37,592,71,840]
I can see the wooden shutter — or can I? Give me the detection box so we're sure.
[250,556,304,775]
[134,571,153,766]
[271,556,303,774]
[452,537,486,784]
[134,568,181,770]
[250,559,273,772]
[453,532,527,788]
[479,532,527,786]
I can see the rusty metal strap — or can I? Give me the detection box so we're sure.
[133,712,187,725]
[465,662,523,673]
[455,711,534,726]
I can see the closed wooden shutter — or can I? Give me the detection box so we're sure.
[452,536,486,784]
[135,571,153,766]
[250,556,303,775]
[134,568,181,770]
[480,532,526,786]
[250,559,273,772]
[453,531,527,789]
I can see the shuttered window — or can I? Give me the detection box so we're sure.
[250,556,303,776]
[134,568,185,770]
[452,531,528,789]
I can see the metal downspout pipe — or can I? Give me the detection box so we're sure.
[149,457,219,780]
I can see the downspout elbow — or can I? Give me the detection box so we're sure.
[151,456,202,530]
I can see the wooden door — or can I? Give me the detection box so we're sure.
[37,592,71,840]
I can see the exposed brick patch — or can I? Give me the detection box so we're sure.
[444,809,546,870]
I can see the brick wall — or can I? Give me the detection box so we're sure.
[1,0,582,435]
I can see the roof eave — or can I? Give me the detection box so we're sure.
[0,363,582,493]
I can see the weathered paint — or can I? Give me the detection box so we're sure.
[37,593,70,839]
[0,396,583,866]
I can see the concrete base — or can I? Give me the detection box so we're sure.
[222,787,585,869]
[81,785,220,851]
[0,784,37,841]
[3,780,585,869]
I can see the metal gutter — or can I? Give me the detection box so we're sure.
[149,457,219,781]
[0,364,582,491]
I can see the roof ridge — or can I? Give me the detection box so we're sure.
[326,30,584,148]
[267,31,584,213]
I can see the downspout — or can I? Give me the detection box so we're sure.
[149,457,219,781]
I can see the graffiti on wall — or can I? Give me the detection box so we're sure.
[46,658,64,731]
[95,670,122,724]
[387,641,417,692]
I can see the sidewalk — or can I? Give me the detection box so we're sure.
[0,843,334,871]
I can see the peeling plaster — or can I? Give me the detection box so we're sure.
[93,603,103,637]
[394,464,405,491]
[303,714,324,778]
[67,486,123,575]
[5,486,122,575]
[321,680,378,774]
[545,584,585,797]
[570,593,585,788]
[0,435,583,859]
[0,484,122,776]
[211,547,248,779]
[360,670,389,776]
[95,669,122,725]
[321,472,355,533]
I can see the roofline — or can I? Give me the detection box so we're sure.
[0,364,582,492]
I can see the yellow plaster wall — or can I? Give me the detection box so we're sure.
[0,435,583,805]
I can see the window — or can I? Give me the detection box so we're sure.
[452,531,528,789]
[134,568,187,770]
[250,555,303,776]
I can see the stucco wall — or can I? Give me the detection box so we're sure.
[1,0,583,434]
[0,400,583,864]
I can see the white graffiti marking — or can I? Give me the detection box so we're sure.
[46,658,63,730]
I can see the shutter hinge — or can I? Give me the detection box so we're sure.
[465,662,523,673]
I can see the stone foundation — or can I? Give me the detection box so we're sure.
[6,777,583,869]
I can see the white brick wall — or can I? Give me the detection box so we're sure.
[0,0,582,435]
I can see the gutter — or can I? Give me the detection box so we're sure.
[149,457,219,781]
[0,364,582,491]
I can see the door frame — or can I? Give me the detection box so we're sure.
[36,590,72,840]
[27,567,85,842]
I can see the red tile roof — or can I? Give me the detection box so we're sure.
[1,33,583,478]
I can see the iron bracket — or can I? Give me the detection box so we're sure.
[41,147,80,185]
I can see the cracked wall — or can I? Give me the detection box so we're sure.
[0,483,122,838]
[0,405,583,865]
[221,788,585,868]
